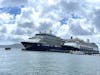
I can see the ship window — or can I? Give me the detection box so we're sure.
[37,44,40,46]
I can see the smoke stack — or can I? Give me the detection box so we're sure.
[71,36,73,39]
[87,39,90,43]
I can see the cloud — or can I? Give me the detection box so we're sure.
[0,34,6,40]
[92,9,100,33]
[0,26,7,33]
[69,24,92,35]
[60,0,81,12]
[0,13,14,24]
[12,26,33,35]
[67,18,93,35]
[0,0,100,44]
[0,0,28,7]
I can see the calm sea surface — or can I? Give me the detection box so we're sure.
[0,49,100,75]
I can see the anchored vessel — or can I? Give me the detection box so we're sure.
[21,33,65,52]
[63,37,99,54]
[21,33,99,54]
[21,33,63,51]
[21,33,80,52]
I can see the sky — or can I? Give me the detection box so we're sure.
[0,0,100,46]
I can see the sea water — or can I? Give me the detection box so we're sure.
[0,49,100,75]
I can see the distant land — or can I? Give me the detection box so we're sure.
[0,43,24,49]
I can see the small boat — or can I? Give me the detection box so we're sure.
[5,48,11,50]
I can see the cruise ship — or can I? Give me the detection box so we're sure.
[21,33,80,52]
[21,33,99,54]
[63,37,99,54]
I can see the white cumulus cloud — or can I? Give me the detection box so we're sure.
[0,0,100,45]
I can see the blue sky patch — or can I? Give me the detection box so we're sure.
[60,18,68,25]
[0,7,21,16]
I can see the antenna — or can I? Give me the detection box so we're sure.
[39,31,41,34]
[50,30,52,34]
[87,39,90,43]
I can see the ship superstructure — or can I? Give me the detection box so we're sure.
[64,37,99,54]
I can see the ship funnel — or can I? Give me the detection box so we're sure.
[71,36,73,39]
[87,39,90,43]
[39,31,41,34]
